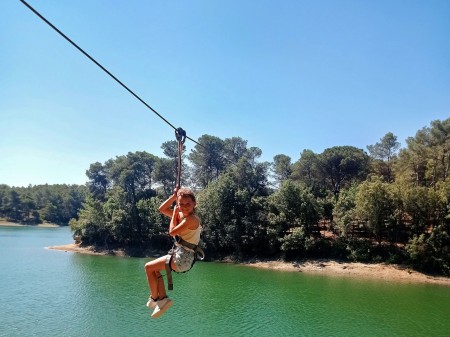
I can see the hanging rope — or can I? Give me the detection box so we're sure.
[175,127,186,190]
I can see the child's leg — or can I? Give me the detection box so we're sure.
[144,256,168,299]
[155,271,167,300]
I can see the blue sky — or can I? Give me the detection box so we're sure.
[1,0,449,187]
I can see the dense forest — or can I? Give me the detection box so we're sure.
[3,118,449,276]
[0,184,86,225]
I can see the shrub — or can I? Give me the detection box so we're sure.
[406,223,450,275]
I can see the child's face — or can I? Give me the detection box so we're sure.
[177,195,196,216]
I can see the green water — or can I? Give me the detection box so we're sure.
[1,226,449,337]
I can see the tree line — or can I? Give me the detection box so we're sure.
[68,118,450,276]
[0,184,86,225]
[4,118,446,275]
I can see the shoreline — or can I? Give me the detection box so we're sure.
[0,220,60,228]
[48,243,450,286]
[243,259,450,286]
[5,220,449,286]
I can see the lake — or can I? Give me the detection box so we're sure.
[1,226,449,337]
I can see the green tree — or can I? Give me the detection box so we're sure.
[137,195,169,250]
[0,185,8,217]
[395,119,450,187]
[268,180,321,259]
[291,149,325,196]
[102,186,131,245]
[105,151,157,204]
[75,151,160,248]
[197,173,243,257]
[367,132,400,182]
[427,119,450,184]
[405,179,450,274]
[70,195,110,246]
[317,146,370,197]
[406,222,450,275]
[188,134,225,188]
[332,184,358,237]
[272,154,292,185]
[223,137,249,164]
[159,140,187,188]
[40,200,63,224]
[355,178,395,244]
[197,155,270,258]
[401,185,441,236]
[396,136,427,186]
[5,190,22,222]
[153,157,177,195]
[86,162,109,202]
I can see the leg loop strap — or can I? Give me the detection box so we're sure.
[165,255,173,290]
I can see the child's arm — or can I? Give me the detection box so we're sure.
[158,193,177,218]
[169,209,199,237]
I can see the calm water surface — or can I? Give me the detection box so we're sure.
[1,226,449,337]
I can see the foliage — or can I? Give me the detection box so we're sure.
[0,184,86,225]
[10,117,450,276]
[290,149,323,195]
[188,134,225,189]
[70,151,178,252]
[332,184,358,236]
[272,154,292,184]
[395,118,450,186]
[197,155,270,259]
[266,181,322,259]
[344,237,373,262]
[279,226,308,259]
[291,146,370,198]
[406,223,450,276]
[268,181,321,236]
[367,132,400,182]
[318,146,370,194]
[405,178,450,275]
[355,177,396,244]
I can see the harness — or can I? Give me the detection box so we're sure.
[165,235,205,290]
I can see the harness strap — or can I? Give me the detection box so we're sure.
[165,236,205,291]
[165,255,173,290]
[175,236,205,260]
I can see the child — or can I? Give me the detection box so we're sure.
[144,187,202,318]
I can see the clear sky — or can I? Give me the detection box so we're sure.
[1,0,449,187]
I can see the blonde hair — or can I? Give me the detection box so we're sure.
[177,187,196,203]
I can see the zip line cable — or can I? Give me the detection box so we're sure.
[19,0,236,161]
[19,0,277,188]
[20,0,180,134]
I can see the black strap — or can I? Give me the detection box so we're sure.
[165,237,205,291]
[175,236,205,260]
[175,235,196,250]
[165,255,173,290]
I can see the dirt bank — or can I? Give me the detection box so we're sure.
[48,243,450,286]
[243,259,450,286]
[0,220,59,227]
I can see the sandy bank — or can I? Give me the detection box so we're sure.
[0,220,59,228]
[244,259,450,286]
[48,243,450,286]
[47,243,126,256]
